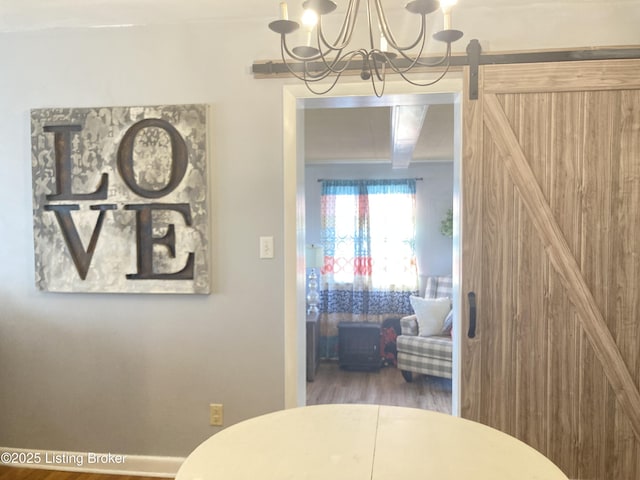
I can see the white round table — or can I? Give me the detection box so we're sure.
[176,404,568,480]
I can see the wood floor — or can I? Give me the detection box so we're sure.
[306,361,452,414]
[0,466,164,480]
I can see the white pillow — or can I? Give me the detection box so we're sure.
[442,308,454,334]
[409,296,451,337]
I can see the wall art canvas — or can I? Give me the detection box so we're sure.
[30,104,210,294]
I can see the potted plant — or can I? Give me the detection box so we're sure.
[440,208,453,238]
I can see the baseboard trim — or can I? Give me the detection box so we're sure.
[0,447,184,478]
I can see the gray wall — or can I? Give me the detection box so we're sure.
[0,22,286,457]
[305,163,454,289]
[0,1,637,460]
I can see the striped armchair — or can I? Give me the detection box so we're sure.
[397,276,453,381]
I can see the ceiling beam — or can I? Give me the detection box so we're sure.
[391,105,428,169]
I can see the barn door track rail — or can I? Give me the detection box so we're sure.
[252,42,640,100]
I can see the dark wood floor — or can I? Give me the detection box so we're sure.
[0,466,164,480]
[306,361,452,414]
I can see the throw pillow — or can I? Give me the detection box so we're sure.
[442,308,454,334]
[409,296,451,337]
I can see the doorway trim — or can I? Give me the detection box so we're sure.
[283,78,465,412]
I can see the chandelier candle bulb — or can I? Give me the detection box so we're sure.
[443,11,451,30]
[380,34,388,52]
[302,8,318,28]
[280,1,288,20]
[441,0,457,30]
[301,8,318,47]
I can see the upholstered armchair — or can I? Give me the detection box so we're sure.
[397,276,453,382]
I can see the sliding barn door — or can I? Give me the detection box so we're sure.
[460,59,640,479]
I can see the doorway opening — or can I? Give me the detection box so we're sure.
[282,81,463,416]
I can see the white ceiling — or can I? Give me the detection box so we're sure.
[305,104,454,165]
[0,0,613,32]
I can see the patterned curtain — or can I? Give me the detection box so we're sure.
[318,179,419,359]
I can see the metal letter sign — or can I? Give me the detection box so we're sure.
[31,105,210,294]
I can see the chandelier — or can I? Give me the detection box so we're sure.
[268,0,463,97]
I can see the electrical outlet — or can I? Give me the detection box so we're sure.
[210,403,223,426]
[259,236,274,259]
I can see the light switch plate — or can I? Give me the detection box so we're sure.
[260,236,274,259]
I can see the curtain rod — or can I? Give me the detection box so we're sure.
[317,178,423,182]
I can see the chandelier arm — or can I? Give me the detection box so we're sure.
[280,26,353,69]
[303,71,345,95]
[279,63,320,83]
[339,0,360,46]
[317,0,360,52]
[301,63,337,81]
[390,49,450,70]
[369,52,385,82]
[396,56,453,87]
[384,53,449,77]
[314,47,348,74]
[278,41,337,83]
[366,0,376,51]
[383,33,429,73]
[319,49,368,75]
[370,67,386,98]
[282,35,322,62]
[295,49,359,81]
[291,49,367,82]
[281,35,372,75]
[314,23,353,69]
[411,52,451,67]
[367,51,386,97]
[279,57,329,83]
[387,31,451,71]
[408,41,452,67]
[375,0,427,52]
[282,30,360,77]
[300,56,348,80]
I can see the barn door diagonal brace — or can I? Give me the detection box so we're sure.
[466,39,482,100]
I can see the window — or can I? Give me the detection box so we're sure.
[324,181,417,289]
[318,179,419,358]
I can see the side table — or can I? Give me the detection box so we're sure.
[306,311,320,381]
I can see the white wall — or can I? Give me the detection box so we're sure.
[0,0,638,461]
[0,20,288,457]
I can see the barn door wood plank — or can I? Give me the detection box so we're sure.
[460,65,484,421]
[483,59,640,94]
[482,92,640,443]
